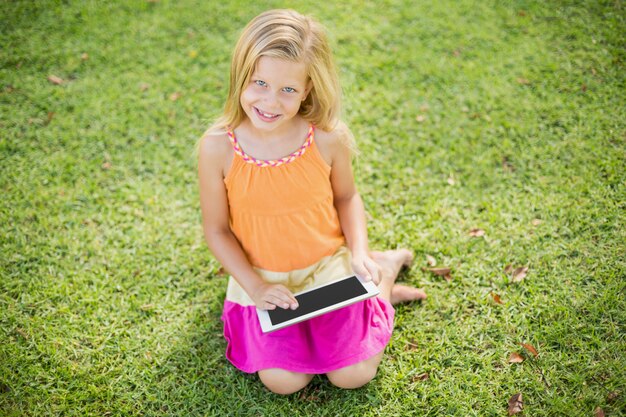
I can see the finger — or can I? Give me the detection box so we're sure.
[274,286,299,308]
[365,260,382,285]
[265,293,292,309]
[353,264,372,282]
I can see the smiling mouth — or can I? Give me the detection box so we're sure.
[254,107,280,120]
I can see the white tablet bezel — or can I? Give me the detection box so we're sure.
[256,275,380,333]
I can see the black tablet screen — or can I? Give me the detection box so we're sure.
[268,276,367,325]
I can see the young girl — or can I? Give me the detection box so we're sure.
[198,9,426,395]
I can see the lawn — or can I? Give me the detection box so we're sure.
[1,0,624,416]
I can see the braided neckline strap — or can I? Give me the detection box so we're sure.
[226,125,315,168]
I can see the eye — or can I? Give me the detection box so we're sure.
[282,87,296,93]
[254,80,267,87]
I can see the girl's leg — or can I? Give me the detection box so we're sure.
[327,249,426,389]
[258,368,314,395]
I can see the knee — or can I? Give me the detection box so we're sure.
[327,364,378,389]
[258,370,312,395]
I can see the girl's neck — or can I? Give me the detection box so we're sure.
[239,117,308,145]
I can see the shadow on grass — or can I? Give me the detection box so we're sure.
[142,296,387,416]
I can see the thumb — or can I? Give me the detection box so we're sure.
[352,263,372,282]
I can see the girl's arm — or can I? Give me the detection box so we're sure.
[323,129,383,284]
[197,135,298,310]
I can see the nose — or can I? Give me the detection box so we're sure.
[262,89,280,107]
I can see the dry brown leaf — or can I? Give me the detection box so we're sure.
[419,103,430,112]
[415,114,426,122]
[140,304,154,311]
[492,292,504,304]
[607,390,619,402]
[422,267,452,281]
[469,228,485,237]
[504,264,513,274]
[102,162,112,170]
[508,393,523,415]
[447,175,455,185]
[423,267,451,276]
[426,254,437,267]
[47,75,64,85]
[46,112,55,124]
[139,83,150,91]
[412,373,429,382]
[508,352,524,363]
[81,52,89,60]
[169,92,182,101]
[521,343,538,358]
[516,77,530,85]
[15,328,29,339]
[594,407,605,417]
[531,219,542,226]
[512,266,529,282]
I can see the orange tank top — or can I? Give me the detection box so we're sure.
[224,125,345,272]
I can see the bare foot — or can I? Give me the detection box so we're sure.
[390,284,427,305]
[370,249,414,284]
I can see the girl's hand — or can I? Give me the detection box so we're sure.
[351,252,383,285]
[252,283,299,311]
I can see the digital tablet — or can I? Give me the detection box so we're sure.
[256,275,380,333]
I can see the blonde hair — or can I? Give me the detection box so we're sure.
[206,9,349,141]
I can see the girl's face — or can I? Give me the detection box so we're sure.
[240,56,311,133]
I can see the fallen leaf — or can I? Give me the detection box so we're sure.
[518,10,527,16]
[521,343,538,357]
[145,351,152,360]
[469,228,485,237]
[504,264,513,274]
[46,112,55,124]
[169,92,181,101]
[492,292,504,304]
[461,106,469,113]
[426,254,437,267]
[412,373,429,382]
[15,328,28,339]
[595,407,605,417]
[422,267,452,281]
[423,267,450,276]
[415,114,426,122]
[512,266,529,282]
[419,103,429,112]
[453,49,461,57]
[502,156,515,172]
[102,162,112,170]
[581,84,587,92]
[140,304,154,311]
[139,83,150,91]
[447,175,455,185]
[405,340,419,350]
[516,77,530,85]
[607,390,619,402]
[81,52,89,60]
[47,75,64,85]
[508,393,523,415]
[531,219,542,226]
[508,352,524,363]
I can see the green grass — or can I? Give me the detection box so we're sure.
[1,0,624,416]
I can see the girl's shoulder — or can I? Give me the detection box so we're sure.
[197,128,234,177]
[314,121,356,165]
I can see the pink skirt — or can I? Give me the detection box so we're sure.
[220,246,395,374]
